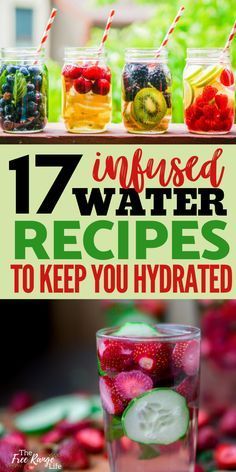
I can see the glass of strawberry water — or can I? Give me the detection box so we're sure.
[97,323,201,472]
[62,48,112,133]
[184,49,235,134]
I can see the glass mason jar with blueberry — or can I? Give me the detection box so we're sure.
[0,48,48,133]
[62,47,112,133]
[122,49,172,134]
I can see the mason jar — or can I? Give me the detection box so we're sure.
[184,48,235,134]
[122,49,172,134]
[62,47,112,133]
[0,48,48,133]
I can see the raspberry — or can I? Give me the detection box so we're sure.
[74,77,92,94]
[202,86,218,102]
[222,119,233,131]
[83,66,105,80]
[221,107,234,120]
[195,96,205,108]
[203,104,218,119]
[62,65,84,79]
[215,94,228,110]
[92,79,110,96]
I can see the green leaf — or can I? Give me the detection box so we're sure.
[106,416,124,442]
[13,71,27,104]
[97,358,106,377]
[0,69,7,93]
[139,444,160,460]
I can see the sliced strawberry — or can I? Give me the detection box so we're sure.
[219,408,236,437]
[83,66,105,80]
[58,438,90,469]
[175,377,199,403]
[198,409,211,428]
[114,370,153,400]
[133,342,170,376]
[0,440,25,472]
[93,79,110,96]
[41,428,64,445]
[197,426,218,451]
[98,339,133,373]
[215,93,228,110]
[120,436,135,452]
[99,376,124,415]
[202,85,218,102]
[76,428,105,454]
[56,419,93,436]
[74,77,92,94]
[220,68,235,87]
[3,431,27,449]
[62,65,84,79]
[215,444,236,470]
[172,340,200,376]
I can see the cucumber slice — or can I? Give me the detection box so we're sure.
[122,388,189,445]
[184,66,203,82]
[192,65,223,88]
[0,422,4,437]
[184,81,193,108]
[15,395,92,434]
[114,322,160,338]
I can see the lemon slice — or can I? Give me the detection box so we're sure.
[184,81,193,108]
[192,65,223,88]
[184,66,203,82]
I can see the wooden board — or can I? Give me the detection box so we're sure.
[0,123,235,144]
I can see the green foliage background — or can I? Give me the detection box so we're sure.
[48,0,236,123]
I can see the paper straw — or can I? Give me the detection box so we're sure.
[34,8,58,63]
[223,19,236,52]
[97,9,115,56]
[156,6,185,57]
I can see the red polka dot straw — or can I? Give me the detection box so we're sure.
[224,19,236,52]
[156,6,185,58]
[34,8,58,64]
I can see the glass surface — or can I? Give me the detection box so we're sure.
[97,324,201,472]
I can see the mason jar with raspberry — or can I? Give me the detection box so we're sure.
[184,48,235,134]
[62,48,112,133]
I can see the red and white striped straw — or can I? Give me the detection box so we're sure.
[224,19,236,52]
[156,5,185,57]
[34,8,58,63]
[97,9,115,55]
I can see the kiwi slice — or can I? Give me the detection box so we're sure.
[133,88,167,128]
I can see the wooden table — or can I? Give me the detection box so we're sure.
[0,123,235,144]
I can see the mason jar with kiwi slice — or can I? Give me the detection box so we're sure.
[122,49,172,134]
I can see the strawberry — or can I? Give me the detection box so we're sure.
[76,428,105,454]
[194,465,204,472]
[3,432,27,449]
[215,444,236,470]
[56,419,93,436]
[120,436,135,452]
[198,410,211,428]
[74,77,92,94]
[41,428,64,445]
[219,408,236,437]
[99,376,124,415]
[0,440,25,472]
[133,342,170,376]
[197,426,218,451]
[93,79,110,96]
[62,65,84,79]
[58,438,90,469]
[98,339,133,373]
[215,93,228,110]
[220,68,235,87]
[202,85,218,102]
[172,340,200,376]
[114,370,153,400]
[83,66,105,80]
[175,377,199,403]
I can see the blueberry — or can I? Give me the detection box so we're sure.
[2,84,11,93]
[5,104,14,115]
[33,75,42,88]
[27,91,35,101]
[29,66,40,75]
[35,92,42,102]
[0,98,6,107]
[6,65,18,74]
[6,75,14,85]
[27,101,37,114]
[27,83,35,92]
[20,67,29,76]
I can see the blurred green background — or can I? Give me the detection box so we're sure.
[48,0,236,123]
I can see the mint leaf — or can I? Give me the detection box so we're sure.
[106,416,124,442]
[97,358,106,377]
[139,444,160,460]
[0,69,7,93]
[13,71,27,103]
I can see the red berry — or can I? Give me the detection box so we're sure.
[172,340,200,376]
[3,432,27,449]
[220,68,235,86]
[195,465,204,472]
[41,428,63,445]
[120,436,135,452]
[98,339,133,373]
[221,107,234,120]
[114,370,153,400]
[202,86,218,102]
[215,93,228,110]
[62,65,84,79]
[175,377,199,403]
[195,96,206,108]
[222,119,233,131]
[74,77,92,94]
[133,342,171,376]
[83,66,105,80]
[93,79,110,96]
[9,392,33,413]
[198,410,211,428]
[0,440,25,472]
[56,419,93,436]
[197,426,218,451]
[76,428,105,454]
[58,438,90,469]
[219,408,236,437]
[203,104,219,119]
[99,376,124,415]
[215,444,236,470]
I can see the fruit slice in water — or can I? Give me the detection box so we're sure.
[133,88,167,128]
[184,66,203,82]
[122,388,189,445]
[15,395,91,433]
[192,65,223,88]
[0,423,4,438]
[184,81,193,108]
[114,322,160,337]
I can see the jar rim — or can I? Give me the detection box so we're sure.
[125,47,168,56]
[97,324,201,343]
